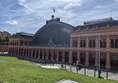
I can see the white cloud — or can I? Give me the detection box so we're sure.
[64,3,81,9]
[6,20,18,25]
[114,0,118,1]
[95,6,101,8]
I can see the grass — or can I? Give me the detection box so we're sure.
[0,56,118,83]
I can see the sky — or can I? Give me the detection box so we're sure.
[0,0,118,35]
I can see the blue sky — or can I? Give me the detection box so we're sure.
[0,0,118,34]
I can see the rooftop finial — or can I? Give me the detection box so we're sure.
[51,15,54,19]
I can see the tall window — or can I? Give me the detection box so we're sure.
[111,55,118,60]
[80,40,86,47]
[93,40,95,47]
[103,40,106,48]
[100,40,106,48]
[89,40,95,48]
[111,39,114,48]
[80,40,82,47]
[84,40,86,47]
[100,54,106,59]
[73,40,78,47]
[115,39,118,48]
[89,40,91,47]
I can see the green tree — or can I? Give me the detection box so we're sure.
[5,36,9,42]
[0,35,3,42]
[2,38,6,42]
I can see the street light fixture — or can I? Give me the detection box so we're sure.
[98,35,105,78]
[98,35,101,78]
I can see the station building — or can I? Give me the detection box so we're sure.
[8,16,118,69]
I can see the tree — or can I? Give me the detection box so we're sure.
[5,36,9,42]
[0,35,3,42]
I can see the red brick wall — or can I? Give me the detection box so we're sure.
[0,45,8,52]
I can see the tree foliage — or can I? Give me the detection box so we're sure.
[0,35,9,45]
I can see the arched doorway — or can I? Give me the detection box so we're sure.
[111,55,118,69]
[100,54,106,68]
[73,52,77,64]
[65,52,69,63]
[80,53,85,65]
[59,51,62,62]
[89,54,95,66]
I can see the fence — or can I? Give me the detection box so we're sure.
[2,54,118,80]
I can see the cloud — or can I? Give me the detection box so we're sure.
[6,20,18,25]
[95,6,101,8]
[0,0,118,34]
[64,3,82,9]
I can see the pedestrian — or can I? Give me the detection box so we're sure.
[52,59,54,65]
[76,61,79,65]
[79,63,82,70]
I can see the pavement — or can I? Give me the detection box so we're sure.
[41,65,60,69]
[40,63,118,81]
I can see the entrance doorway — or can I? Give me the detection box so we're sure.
[100,54,106,68]
[111,55,118,69]
[89,54,95,66]
[73,52,77,64]
[65,52,69,63]
[80,53,85,65]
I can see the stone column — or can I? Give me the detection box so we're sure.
[51,50,53,60]
[56,50,59,61]
[38,49,40,58]
[106,52,111,70]
[95,51,99,66]
[95,36,99,49]
[31,49,33,57]
[70,38,73,47]
[35,49,36,58]
[106,35,110,49]
[69,50,72,63]
[85,51,89,66]
[46,50,49,60]
[62,51,65,62]
[25,48,26,56]
[78,37,80,48]
[28,49,30,57]
[77,51,80,62]
[42,50,44,59]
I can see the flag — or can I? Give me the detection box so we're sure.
[53,8,55,12]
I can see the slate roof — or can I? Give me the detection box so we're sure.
[11,32,33,37]
[74,18,118,31]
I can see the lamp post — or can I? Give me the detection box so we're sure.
[98,35,101,78]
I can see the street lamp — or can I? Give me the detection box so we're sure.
[98,35,105,78]
[98,35,101,78]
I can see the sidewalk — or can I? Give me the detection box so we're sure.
[52,64,118,81]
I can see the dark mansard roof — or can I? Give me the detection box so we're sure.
[74,17,118,31]
[32,18,74,47]
[11,32,33,38]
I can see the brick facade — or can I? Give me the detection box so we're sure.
[8,18,118,69]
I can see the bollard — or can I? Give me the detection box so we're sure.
[94,66,96,77]
[84,66,86,75]
[76,66,78,73]
[70,66,71,72]
[65,63,66,70]
[106,70,108,79]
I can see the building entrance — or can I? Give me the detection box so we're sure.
[73,52,77,64]
[80,53,85,65]
[89,54,95,66]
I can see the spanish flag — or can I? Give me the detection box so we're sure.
[53,8,55,12]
